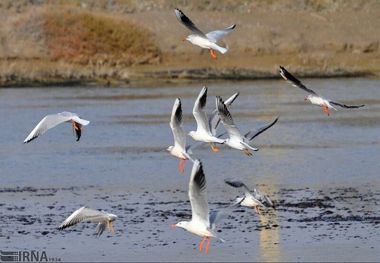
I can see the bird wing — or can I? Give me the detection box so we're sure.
[206,24,236,43]
[58,207,108,230]
[244,117,279,142]
[174,8,206,37]
[279,66,318,95]
[193,87,211,134]
[253,189,274,208]
[210,92,239,136]
[216,96,243,140]
[189,160,209,227]
[24,112,76,143]
[170,98,187,150]
[329,101,365,109]
[209,196,243,230]
[224,179,251,194]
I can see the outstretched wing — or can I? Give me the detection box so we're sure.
[224,179,251,193]
[170,98,186,150]
[329,101,365,109]
[58,207,108,230]
[193,87,211,133]
[279,66,318,95]
[206,24,236,43]
[189,160,209,227]
[244,117,279,142]
[24,113,75,143]
[216,96,242,140]
[174,8,206,37]
[210,92,239,135]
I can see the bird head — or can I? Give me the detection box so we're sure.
[109,214,118,222]
[305,94,312,102]
[171,221,189,230]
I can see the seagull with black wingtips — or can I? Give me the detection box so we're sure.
[174,8,236,59]
[216,96,278,156]
[279,66,365,116]
[24,111,90,143]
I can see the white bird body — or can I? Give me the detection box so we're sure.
[58,207,117,237]
[236,194,264,209]
[189,129,225,144]
[307,94,337,110]
[189,87,225,152]
[186,35,227,54]
[24,111,90,143]
[168,98,192,173]
[279,66,364,115]
[173,160,222,253]
[176,220,215,238]
[175,9,235,59]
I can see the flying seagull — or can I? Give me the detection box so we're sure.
[174,8,236,59]
[24,111,90,143]
[167,98,193,173]
[189,87,225,152]
[58,207,117,237]
[172,160,225,253]
[225,179,274,214]
[279,66,365,116]
[216,96,278,156]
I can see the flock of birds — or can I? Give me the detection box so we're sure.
[21,8,366,254]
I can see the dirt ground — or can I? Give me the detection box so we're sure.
[0,0,379,86]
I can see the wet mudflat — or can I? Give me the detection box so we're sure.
[0,78,379,261]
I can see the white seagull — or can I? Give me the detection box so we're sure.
[279,66,365,116]
[225,179,274,214]
[24,111,90,143]
[172,160,225,254]
[189,87,225,152]
[58,207,117,237]
[167,98,193,173]
[216,96,278,156]
[174,8,236,59]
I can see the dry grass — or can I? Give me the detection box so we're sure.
[41,9,161,66]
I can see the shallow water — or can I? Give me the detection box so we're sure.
[0,79,379,262]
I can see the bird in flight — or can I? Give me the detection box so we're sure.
[216,96,278,156]
[225,179,274,214]
[58,207,117,237]
[167,98,193,173]
[172,160,226,253]
[174,8,236,59]
[279,66,365,116]
[24,111,90,143]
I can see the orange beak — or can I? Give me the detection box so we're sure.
[170,224,177,229]
[182,38,186,42]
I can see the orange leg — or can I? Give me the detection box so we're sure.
[209,49,217,59]
[322,104,330,116]
[205,237,211,254]
[199,236,206,252]
[209,143,220,153]
[178,159,187,173]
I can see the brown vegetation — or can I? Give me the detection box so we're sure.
[0,0,379,86]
